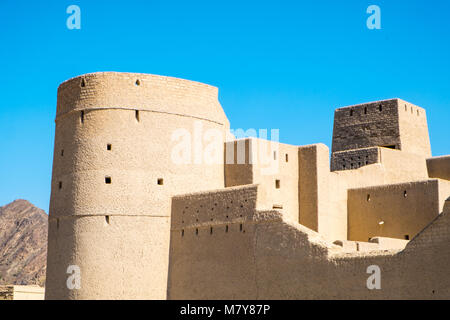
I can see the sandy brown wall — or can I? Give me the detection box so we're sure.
[168,187,450,299]
[46,72,229,299]
[347,179,445,241]
[397,98,431,157]
[427,155,450,180]
[224,138,300,223]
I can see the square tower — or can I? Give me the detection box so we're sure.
[331,98,431,157]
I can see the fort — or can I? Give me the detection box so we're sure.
[46,72,450,299]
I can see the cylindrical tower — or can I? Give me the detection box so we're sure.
[45,72,230,299]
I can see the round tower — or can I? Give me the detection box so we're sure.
[45,72,230,299]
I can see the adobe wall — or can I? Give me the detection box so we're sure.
[331,147,380,171]
[397,98,431,157]
[427,155,450,180]
[298,143,347,240]
[332,99,431,157]
[168,188,450,299]
[224,138,300,223]
[46,72,230,299]
[330,198,450,299]
[332,99,401,153]
[57,72,228,125]
[224,139,429,243]
[298,143,429,242]
[347,179,450,241]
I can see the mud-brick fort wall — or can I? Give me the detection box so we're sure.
[224,138,300,223]
[332,99,431,157]
[168,187,450,299]
[427,155,450,180]
[46,72,229,299]
[348,179,450,241]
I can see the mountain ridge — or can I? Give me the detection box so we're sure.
[0,199,48,286]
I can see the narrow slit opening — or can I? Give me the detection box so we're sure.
[275,179,281,189]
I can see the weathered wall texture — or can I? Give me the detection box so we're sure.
[427,155,450,181]
[332,98,431,157]
[225,138,299,223]
[168,187,450,299]
[298,143,429,242]
[46,72,229,299]
[397,98,431,158]
[331,147,380,171]
[47,72,449,300]
[348,179,450,241]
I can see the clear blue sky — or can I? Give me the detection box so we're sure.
[0,0,449,211]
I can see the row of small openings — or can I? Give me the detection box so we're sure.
[80,78,141,87]
[58,177,164,189]
[342,161,369,170]
[366,190,409,201]
[349,105,382,116]
[405,104,420,116]
[79,109,140,123]
[181,223,244,237]
[342,155,369,170]
[181,203,247,220]
[273,151,289,162]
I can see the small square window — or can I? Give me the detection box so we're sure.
[157,178,164,185]
[107,144,112,151]
[275,179,280,189]
[105,176,112,184]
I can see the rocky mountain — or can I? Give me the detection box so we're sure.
[0,199,48,286]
